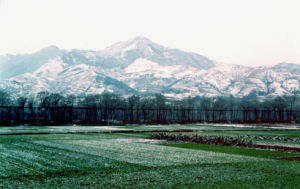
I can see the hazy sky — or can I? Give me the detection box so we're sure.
[0,0,300,66]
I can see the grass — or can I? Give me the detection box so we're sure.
[0,124,299,188]
[164,143,300,159]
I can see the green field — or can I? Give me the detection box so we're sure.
[0,124,299,188]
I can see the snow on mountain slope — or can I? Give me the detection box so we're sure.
[163,63,300,98]
[227,64,300,97]
[124,58,199,78]
[99,36,216,69]
[162,64,251,97]
[33,57,67,79]
[100,36,157,58]
[0,46,62,80]
[120,58,201,93]
[0,60,138,98]
[1,73,51,98]
[0,36,300,98]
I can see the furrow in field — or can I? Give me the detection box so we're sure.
[0,149,50,174]
[8,143,77,170]
[0,144,45,177]
[68,139,267,165]
[34,139,267,167]
[25,142,125,169]
[0,157,31,178]
[34,140,174,167]
[0,141,135,178]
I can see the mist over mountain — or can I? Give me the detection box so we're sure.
[0,36,299,98]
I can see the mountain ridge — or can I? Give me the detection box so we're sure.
[0,36,299,99]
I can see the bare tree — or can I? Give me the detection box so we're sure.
[0,90,11,124]
[16,96,27,123]
[201,97,213,122]
[127,95,140,122]
[283,95,298,122]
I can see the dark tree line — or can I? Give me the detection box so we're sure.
[0,90,300,125]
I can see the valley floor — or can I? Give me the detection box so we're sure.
[0,124,299,188]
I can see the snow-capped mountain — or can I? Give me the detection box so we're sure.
[99,36,215,69]
[0,36,299,98]
[1,57,138,98]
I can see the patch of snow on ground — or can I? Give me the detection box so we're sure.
[196,123,300,130]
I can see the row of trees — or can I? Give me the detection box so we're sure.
[0,90,300,125]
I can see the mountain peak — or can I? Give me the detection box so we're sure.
[99,36,159,57]
[125,36,157,49]
[129,36,152,43]
[37,45,61,55]
[120,35,157,48]
[98,36,215,69]
[41,45,60,51]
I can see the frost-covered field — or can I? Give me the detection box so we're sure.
[197,123,300,130]
[34,139,263,167]
[0,125,300,188]
[0,125,130,134]
[0,124,262,134]
[1,123,299,135]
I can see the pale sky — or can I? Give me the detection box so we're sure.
[0,0,300,66]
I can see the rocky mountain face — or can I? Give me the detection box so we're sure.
[0,36,299,99]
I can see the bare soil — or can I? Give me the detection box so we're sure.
[254,144,300,153]
[275,157,300,161]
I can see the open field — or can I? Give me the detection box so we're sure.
[0,124,299,188]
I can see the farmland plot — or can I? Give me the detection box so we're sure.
[0,141,130,178]
[0,125,299,188]
[33,138,265,167]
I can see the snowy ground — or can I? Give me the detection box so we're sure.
[196,123,300,130]
[1,123,300,135]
